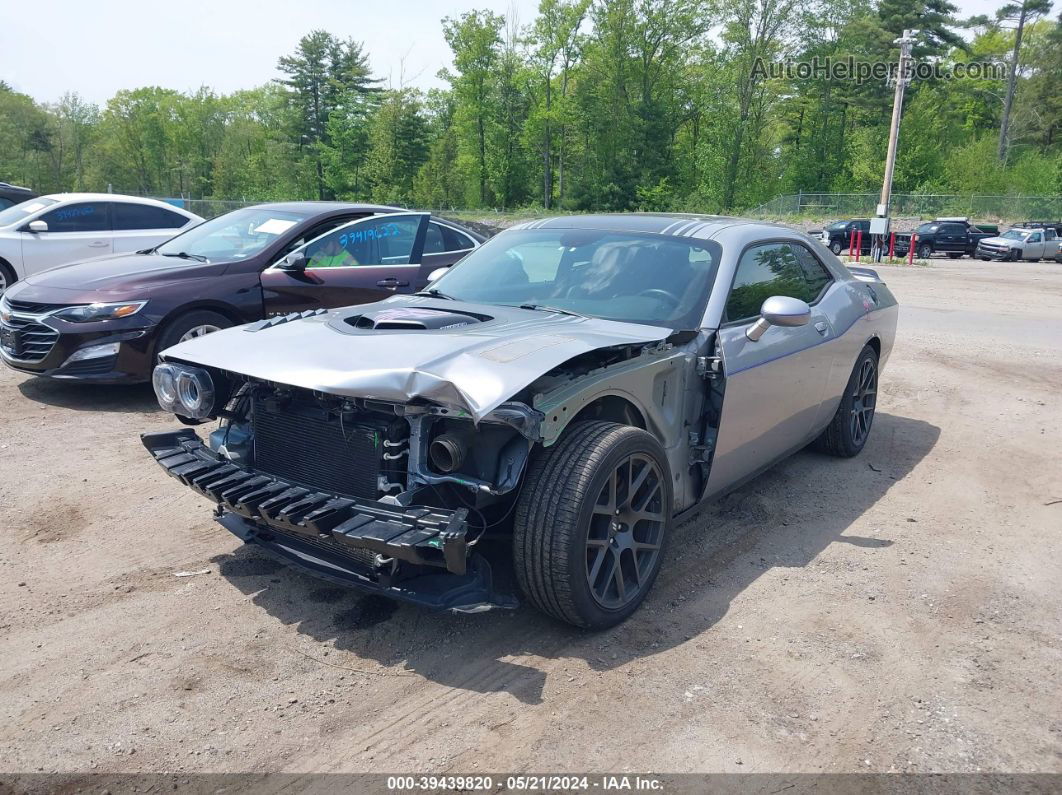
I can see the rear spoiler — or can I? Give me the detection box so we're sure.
[847,266,882,282]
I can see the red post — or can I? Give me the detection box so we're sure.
[908,233,917,265]
[848,228,856,259]
[888,231,896,259]
[855,230,862,263]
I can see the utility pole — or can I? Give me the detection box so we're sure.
[873,29,917,262]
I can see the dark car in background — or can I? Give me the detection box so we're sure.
[0,203,484,382]
[819,219,871,255]
[0,182,36,210]
[894,218,996,259]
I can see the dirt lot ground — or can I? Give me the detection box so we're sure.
[2,258,1061,777]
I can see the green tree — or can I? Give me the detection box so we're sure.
[443,10,504,206]
[277,31,381,198]
[365,89,429,205]
[994,0,1054,160]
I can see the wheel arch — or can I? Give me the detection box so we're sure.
[158,301,245,332]
[570,394,647,431]
[544,389,664,449]
[0,255,18,287]
[865,335,881,358]
[153,301,245,358]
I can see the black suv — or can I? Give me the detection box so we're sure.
[819,219,872,255]
[0,182,36,210]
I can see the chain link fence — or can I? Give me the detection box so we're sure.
[750,192,1062,222]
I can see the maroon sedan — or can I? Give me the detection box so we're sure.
[0,204,484,382]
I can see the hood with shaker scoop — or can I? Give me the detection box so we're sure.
[160,295,672,421]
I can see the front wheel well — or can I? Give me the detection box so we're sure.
[154,304,243,360]
[0,256,17,287]
[161,302,244,330]
[865,336,881,359]
[570,395,646,430]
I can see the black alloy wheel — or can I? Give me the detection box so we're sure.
[813,345,880,458]
[513,421,673,628]
[849,355,877,447]
[585,453,666,610]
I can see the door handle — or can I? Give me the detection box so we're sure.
[376,278,409,288]
[88,241,109,248]
[814,321,829,335]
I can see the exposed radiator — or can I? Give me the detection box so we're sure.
[251,395,404,500]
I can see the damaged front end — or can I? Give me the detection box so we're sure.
[143,366,548,613]
[144,300,677,612]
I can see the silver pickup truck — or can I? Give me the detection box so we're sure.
[976,226,1058,261]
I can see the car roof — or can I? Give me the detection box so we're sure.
[250,201,406,215]
[509,213,795,241]
[38,192,198,211]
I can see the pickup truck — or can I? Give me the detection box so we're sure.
[975,226,1059,261]
[819,219,872,255]
[894,219,996,259]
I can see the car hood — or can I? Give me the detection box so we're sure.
[23,253,228,296]
[162,296,671,421]
[979,236,1017,247]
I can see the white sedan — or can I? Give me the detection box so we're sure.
[0,193,203,294]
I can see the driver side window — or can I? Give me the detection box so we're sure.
[303,216,421,269]
[726,243,822,323]
[39,202,109,233]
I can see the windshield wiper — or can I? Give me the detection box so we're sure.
[160,251,208,262]
[512,303,589,319]
[415,288,457,300]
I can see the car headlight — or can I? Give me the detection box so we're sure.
[52,301,147,323]
[152,362,216,419]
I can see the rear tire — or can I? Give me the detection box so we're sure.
[814,345,879,458]
[156,310,233,361]
[513,421,673,629]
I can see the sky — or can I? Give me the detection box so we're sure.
[1,0,1009,106]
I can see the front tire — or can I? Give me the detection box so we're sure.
[156,310,233,361]
[830,240,843,255]
[918,244,933,259]
[0,259,16,297]
[513,421,673,629]
[814,345,879,458]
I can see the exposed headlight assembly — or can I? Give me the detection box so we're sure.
[52,301,147,323]
[153,363,216,419]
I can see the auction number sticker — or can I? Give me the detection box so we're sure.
[388,776,495,791]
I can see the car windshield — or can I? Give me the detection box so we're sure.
[1001,230,1028,240]
[827,222,848,231]
[916,223,938,233]
[0,197,58,227]
[155,207,308,261]
[429,228,720,329]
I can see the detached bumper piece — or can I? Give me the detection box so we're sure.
[142,429,516,613]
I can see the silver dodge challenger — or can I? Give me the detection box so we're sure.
[143,214,897,628]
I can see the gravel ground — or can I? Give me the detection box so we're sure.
[1,258,1061,777]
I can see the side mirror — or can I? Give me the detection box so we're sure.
[277,251,307,272]
[746,295,811,341]
[427,266,450,282]
[27,220,48,233]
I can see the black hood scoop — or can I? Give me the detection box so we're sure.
[344,306,490,331]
